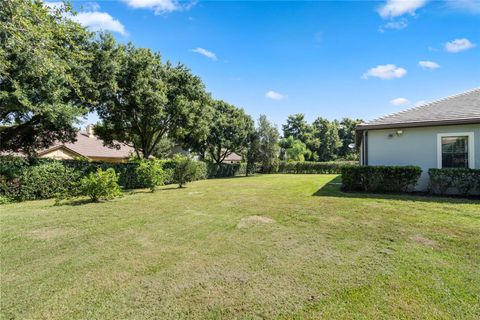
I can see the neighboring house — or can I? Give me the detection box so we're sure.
[356,88,480,190]
[37,125,134,163]
[223,152,242,164]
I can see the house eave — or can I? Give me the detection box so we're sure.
[356,118,480,131]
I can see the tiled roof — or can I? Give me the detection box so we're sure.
[224,152,242,162]
[39,132,134,159]
[358,88,480,130]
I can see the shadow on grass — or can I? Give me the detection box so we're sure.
[314,176,480,204]
[54,198,94,206]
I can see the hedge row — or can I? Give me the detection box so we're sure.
[341,165,422,193]
[0,156,209,202]
[275,161,356,174]
[428,168,480,195]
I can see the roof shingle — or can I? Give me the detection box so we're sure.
[357,88,480,130]
[39,132,134,159]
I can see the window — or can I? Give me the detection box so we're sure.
[441,136,468,168]
[437,132,475,169]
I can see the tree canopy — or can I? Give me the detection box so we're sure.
[206,100,254,164]
[0,0,96,154]
[280,136,310,162]
[92,35,210,159]
[312,117,341,161]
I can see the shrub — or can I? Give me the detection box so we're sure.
[275,161,356,174]
[135,160,165,192]
[173,155,200,188]
[1,162,80,201]
[77,168,122,202]
[206,162,243,178]
[341,165,422,193]
[428,168,480,195]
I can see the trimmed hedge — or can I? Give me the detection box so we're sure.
[206,162,246,178]
[341,165,422,193]
[0,156,209,202]
[275,161,357,174]
[428,168,480,195]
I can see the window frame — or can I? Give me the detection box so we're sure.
[437,132,475,169]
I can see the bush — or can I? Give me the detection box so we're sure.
[341,165,422,193]
[275,161,356,174]
[428,168,480,195]
[77,168,122,202]
[1,162,80,201]
[135,160,165,192]
[173,155,200,188]
[206,162,244,178]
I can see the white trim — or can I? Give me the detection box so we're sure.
[436,132,475,169]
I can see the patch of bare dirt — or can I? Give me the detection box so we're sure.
[27,227,76,240]
[236,215,275,229]
[411,235,438,247]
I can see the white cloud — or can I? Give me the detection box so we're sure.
[390,97,410,106]
[72,12,127,35]
[265,90,286,100]
[82,2,101,11]
[362,64,407,80]
[123,0,193,14]
[418,60,440,69]
[377,0,428,19]
[444,38,476,53]
[44,2,127,35]
[380,19,408,32]
[191,48,217,60]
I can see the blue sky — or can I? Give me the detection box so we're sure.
[61,0,479,127]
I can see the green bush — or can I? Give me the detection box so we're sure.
[341,165,422,193]
[428,168,480,195]
[276,161,356,174]
[135,160,165,192]
[173,155,200,188]
[1,162,80,201]
[206,162,244,178]
[77,168,122,202]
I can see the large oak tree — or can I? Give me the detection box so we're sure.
[206,100,254,164]
[0,0,96,154]
[92,35,211,159]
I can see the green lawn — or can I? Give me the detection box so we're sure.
[1,175,479,319]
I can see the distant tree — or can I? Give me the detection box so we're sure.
[282,114,319,161]
[282,113,311,142]
[246,129,260,176]
[312,117,341,161]
[338,117,363,158]
[280,136,310,162]
[245,115,280,175]
[256,115,280,172]
[92,36,210,159]
[206,100,254,164]
[0,0,96,154]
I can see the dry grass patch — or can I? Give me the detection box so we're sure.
[236,215,276,229]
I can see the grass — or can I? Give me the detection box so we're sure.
[1,174,479,319]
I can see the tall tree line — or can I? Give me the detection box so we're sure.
[281,114,362,161]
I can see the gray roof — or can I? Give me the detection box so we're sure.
[357,88,480,130]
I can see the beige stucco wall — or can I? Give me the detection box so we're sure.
[40,148,128,163]
[39,148,77,160]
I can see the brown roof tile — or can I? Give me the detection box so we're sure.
[40,132,134,159]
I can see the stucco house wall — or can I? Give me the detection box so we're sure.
[365,124,480,190]
[39,148,77,160]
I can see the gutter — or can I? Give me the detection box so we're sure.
[357,118,480,131]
